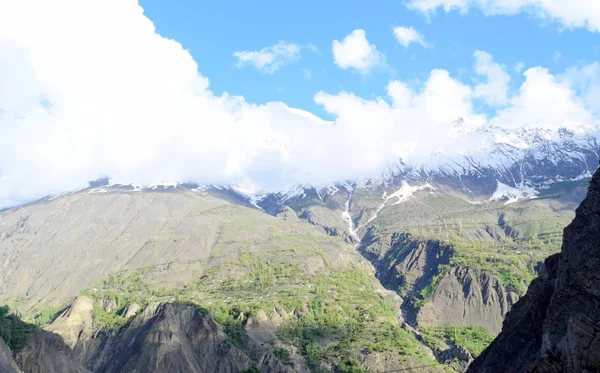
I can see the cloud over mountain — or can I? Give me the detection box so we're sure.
[0,0,599,208]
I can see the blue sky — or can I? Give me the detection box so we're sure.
[1,0,600,206]
[140,0,599,117]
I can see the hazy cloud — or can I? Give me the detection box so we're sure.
[407,0,600,32]
[234,41,302,73]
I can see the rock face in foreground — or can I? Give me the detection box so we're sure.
[0,339,20,373]
[469,167,600,373]
[76,303,264,373]
[0,302,296,373]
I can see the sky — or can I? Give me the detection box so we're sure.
[1,0,600,207]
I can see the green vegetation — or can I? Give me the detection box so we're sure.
[78,247,441,372]
[241,366,260,373]
[412,264,451,308]
[369,192,576,295]
[0,305,34,349]
[273,348,292,365]
[421,326,495,357]
[33,306,62,326]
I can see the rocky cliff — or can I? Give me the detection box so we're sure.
[469,167,600,373]
[0,339,20,373]
[417,266,518,334]
[360,231,517,334]
[0,301,297,373]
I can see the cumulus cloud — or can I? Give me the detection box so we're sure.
[0,0,599,208]
[491,66,592,130]
[332,29,385,74]
[393,26,428,47]
[473,50,510,106]
[406,0,600,32]
[234,41,302,73]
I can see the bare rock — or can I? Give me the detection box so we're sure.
[47,296,93,348]
[469,167,600,372]
[121,303,141,319]
[417,266,515,334]
[0,338,20,373]
[75,303,295,373]
[13,328,91,373]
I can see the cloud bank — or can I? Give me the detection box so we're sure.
[0,0,599,207]
[407,0,600,32]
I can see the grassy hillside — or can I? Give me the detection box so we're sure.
[73,247,444,372]
[359,184,582,294]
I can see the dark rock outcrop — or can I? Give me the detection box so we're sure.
[13,328,91,373]
[0,338,20,373]
[469,167,600,373]
[3,302,295,373]
[74,302,294,373]
[359,231,453,300]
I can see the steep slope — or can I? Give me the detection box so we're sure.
[0,187,446,372]
[469,167,600,373]
[0,338,20,373]
[0,187,354,311]
[245,171,588,365]
[75,302,287,373]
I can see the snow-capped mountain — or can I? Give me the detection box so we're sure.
[34,122,600,212]
[243,122,600,209]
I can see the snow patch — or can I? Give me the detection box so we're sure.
[341,193,359,242]
[279,185,308,204]
[231,186,266,210]
[387,182,435,205]
[363,182,434,226]
[489,181,538,205]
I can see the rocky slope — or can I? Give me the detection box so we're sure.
[417,266,518,334]
[0,186,446,372]
[469,167,600,373]
[0,338,20,373]
[0,301,297,373]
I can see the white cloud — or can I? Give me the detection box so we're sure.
[332,29,385,74]
[0,1,599,208]
[473,50,510,105]
[234,41,301,73]
[560,62,600,116]
[407,0,600,32]
[393,26,428,47]
[491,66,592,129]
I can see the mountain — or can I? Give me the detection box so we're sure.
[0,122,598,372]
[468,164,600,373]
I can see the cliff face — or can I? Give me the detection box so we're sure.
[417,266,518,334]
[0,302,296,373]
[360,231,515,334]
[469,167,600,373]
[0,339,20,373]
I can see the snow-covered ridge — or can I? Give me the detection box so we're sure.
[38,122,599,209]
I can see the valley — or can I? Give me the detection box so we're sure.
[0,124,598,372]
